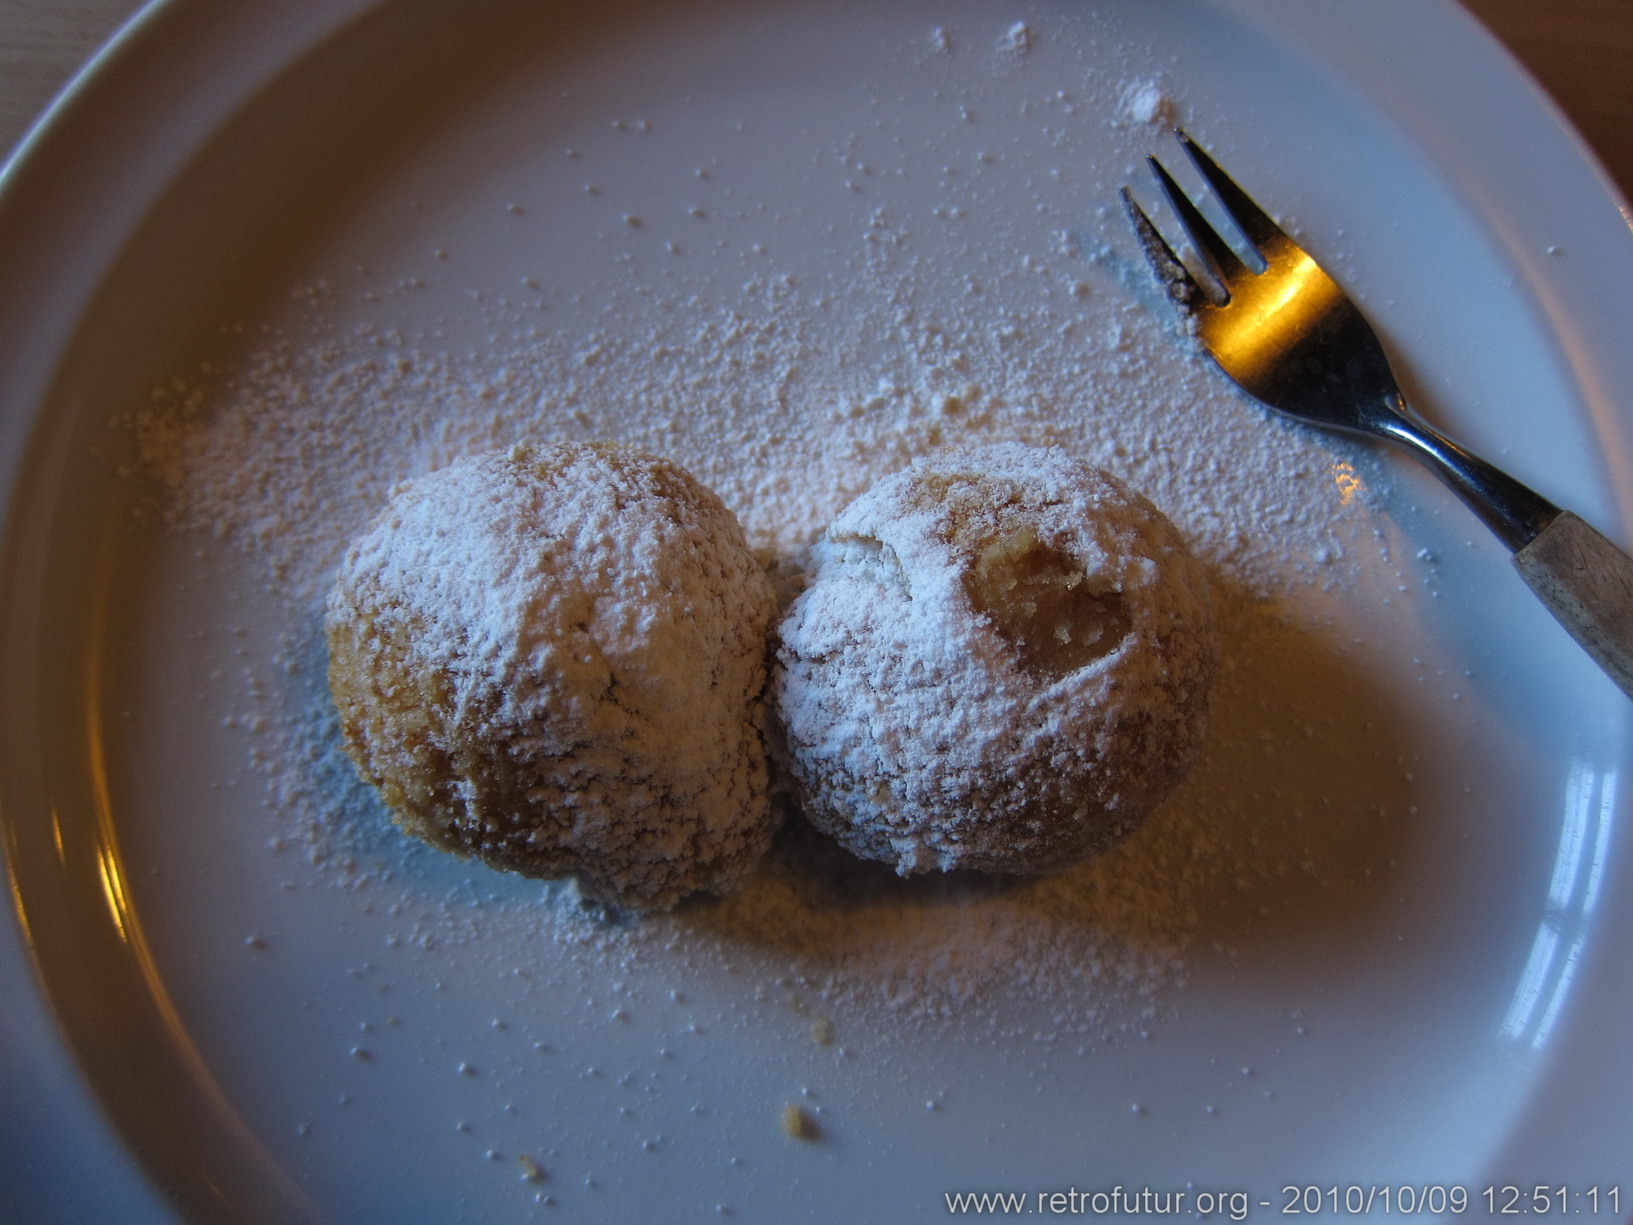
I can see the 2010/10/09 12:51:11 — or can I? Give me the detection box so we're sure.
[1481,1185,1622,1215]
[1275,1185,1623,1216]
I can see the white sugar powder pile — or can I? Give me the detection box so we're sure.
[1120,79,1177,127]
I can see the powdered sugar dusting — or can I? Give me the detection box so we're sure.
[122,11,1397,1042]
[1120,79,1177,127]
[325,442,778,908]
[775,443,1216,877]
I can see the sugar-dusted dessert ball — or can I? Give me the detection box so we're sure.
[326,441,779,909]
[773,442,1216,875]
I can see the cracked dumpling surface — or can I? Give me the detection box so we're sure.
[326,441,778,909]
[773,442,1216,876]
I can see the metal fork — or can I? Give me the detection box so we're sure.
[1121,130,1633,700]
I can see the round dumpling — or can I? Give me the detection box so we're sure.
[326,441,778,909]
[773,442,1216,875]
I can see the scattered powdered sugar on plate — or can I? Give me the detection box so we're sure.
[999,22,1034,57]
[122,13,1403,1043]
[1119,78,1178,127]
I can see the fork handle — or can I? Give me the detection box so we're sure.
[1378,403,1633,699]
[1513,512,1633,700]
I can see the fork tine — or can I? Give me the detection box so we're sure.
[1118,186,1203,310]
[1145,155,1246,296]
[1175,130,1287,254]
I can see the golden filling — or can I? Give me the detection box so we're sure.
[963,528,1130,678]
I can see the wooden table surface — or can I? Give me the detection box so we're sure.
[2,1,1631,198]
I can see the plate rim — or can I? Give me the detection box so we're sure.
[3,0,1633,1218]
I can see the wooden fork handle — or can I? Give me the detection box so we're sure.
[1513,511,1633,699]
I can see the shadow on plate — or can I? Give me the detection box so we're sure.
[678,569,1427,967]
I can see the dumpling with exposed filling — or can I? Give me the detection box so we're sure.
[773,442,1216,875]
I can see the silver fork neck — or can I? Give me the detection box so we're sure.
[1367,395,1560,552]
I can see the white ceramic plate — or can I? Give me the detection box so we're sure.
[5,1,1633,1221]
